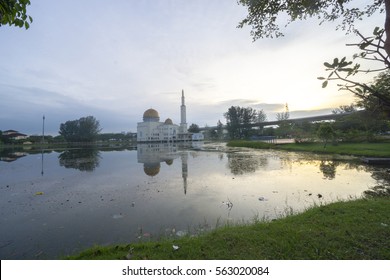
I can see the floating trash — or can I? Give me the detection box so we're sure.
[221,199,233,210]
[172,245,180,251]
[176,230,187,237]
[258,197,268,201]
[35,192,44,196]
[381,223,388,227]
[112,214,124,219]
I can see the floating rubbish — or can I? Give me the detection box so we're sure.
[317,194,323,198]
[381,223,388,227]
[176,230,187,237]
[258,197,268,201]
[112,214,124,219]
[35,192,44,196]
[172,245,180,251]
[143,233,151,237]
[221,198,233,210]
[131,202,135,207]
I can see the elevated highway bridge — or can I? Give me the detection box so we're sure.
[200,112,355,131]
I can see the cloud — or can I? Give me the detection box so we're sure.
[0,0,385,135]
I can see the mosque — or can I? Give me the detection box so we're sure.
[137,90,203,142]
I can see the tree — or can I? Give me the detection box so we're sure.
[332,104,357,114]
[317,123,335,148]
[318,28,390,115]
[275,103,291,137]
[237,0,390,57]
[0,0,32,29]
[224,106,258,139]
[356,70,390,118]
[237,1,390,113]
[188,123,200,133]
[216,120,224,140]
[59,116,101,142]
[276,103,290,121]
[256,109,267,123]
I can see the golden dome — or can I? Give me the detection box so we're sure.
[143,108,160,122]
[143,163,160,176]
[164,118,173,125]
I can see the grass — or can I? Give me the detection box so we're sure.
[227,140,390,157]
[66,197,390,260]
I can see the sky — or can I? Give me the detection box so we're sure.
[0,0,386,135]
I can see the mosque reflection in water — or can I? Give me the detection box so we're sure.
[137,143,193,194]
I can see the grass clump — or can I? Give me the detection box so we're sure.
[66,197,390,260]
[228,140,390,157]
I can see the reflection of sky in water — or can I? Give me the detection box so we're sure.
[0,143,386,259]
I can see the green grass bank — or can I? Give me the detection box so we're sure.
[66,197,390,260]
[227,140,390,158]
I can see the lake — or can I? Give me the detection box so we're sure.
[0,142,387,259]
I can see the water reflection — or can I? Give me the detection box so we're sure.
[365,168,390,197]
[227,153,268,175]
[319,160,338,180]
[0,149,27,162]
[58,148,101,171]
[137,143,189,194]
[1,143,390,260]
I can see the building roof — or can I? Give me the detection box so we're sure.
[143,108,159,118]
[164,118,173,125]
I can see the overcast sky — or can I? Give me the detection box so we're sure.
[0,0,385,135]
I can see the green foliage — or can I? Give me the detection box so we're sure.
[237,0,385,41]
[317,123,335,148]
[188,123,200,133]
[97,132,135,142]
[357,70,390,119]
[216,120,224,139]
[227,140,273,149]
[291,122,317,143]
[0,0,32,29]
[318,28,390,113]
[224,106,267,139]
[59,116,102,142]
[228,140,390,157]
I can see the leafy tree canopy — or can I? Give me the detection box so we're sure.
[188,123,200,133]
[0,0,32,29]
[59,116,102,142]
[237,0,389,55]
[224,106,267,139]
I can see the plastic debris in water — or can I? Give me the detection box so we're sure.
[176,230,187,237]
[35,192,44,196]
[258,197,268,201]
[381,223,388,227]
[112,214,124,219]
[172,245,180,251]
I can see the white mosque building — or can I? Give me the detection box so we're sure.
[137,90,203,142]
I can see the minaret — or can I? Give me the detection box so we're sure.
[180,89,187,133]
[181,152,188,194]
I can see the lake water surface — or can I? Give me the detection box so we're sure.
[0,142,387,259]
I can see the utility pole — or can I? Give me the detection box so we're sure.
[42,115,45,143]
